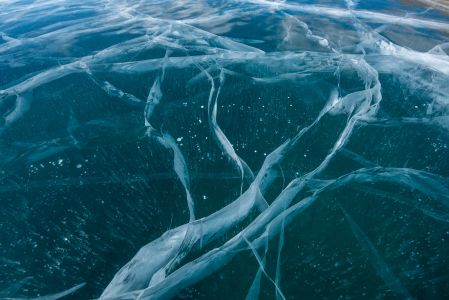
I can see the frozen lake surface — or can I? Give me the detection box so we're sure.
[1,0,449,299]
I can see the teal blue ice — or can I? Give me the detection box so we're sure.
[1,0,449,299]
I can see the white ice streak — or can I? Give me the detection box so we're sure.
[144,76,163,127]
[1,283,86,300]
[144,51,169,129]
[157,133,195,222]
[92,79,145,107]
[202,67,257,197]
[282,13,329,48]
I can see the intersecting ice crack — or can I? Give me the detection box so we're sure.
[1,0,449,299]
